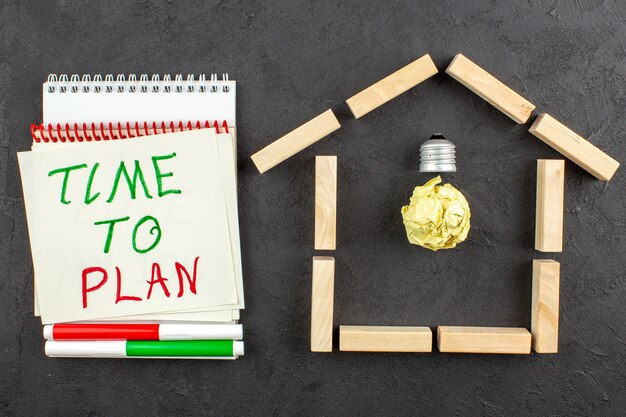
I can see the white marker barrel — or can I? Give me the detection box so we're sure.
[159,324,243,340]
[45,341,126,357]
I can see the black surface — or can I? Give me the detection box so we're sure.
[2,1,626,416]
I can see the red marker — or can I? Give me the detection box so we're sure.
[44,323,243,341]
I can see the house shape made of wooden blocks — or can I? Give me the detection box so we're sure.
[251,53,619,355]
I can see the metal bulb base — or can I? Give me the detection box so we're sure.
[419,134,456,173]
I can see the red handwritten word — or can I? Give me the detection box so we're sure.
[81,256,200,308]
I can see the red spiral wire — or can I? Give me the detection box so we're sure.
[31,120,229,143]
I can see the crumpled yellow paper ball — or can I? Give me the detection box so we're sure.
[401,176,471,251]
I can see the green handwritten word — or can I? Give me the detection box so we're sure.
[94,215,162,254]
[48,153,182,205]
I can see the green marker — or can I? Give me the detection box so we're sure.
[45,340,244,359]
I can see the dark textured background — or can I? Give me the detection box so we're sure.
[1,1,625,416]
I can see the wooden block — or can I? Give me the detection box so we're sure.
[535,159,565,252]
[315,156,337,250]
[251,109,341,174]
[311,256,335,352]
[445,53,535,123]
[437,326,531,354]
[346,54,438,119]
[339,326,432,352]
[531,259,560,353]
[529,113,619,181]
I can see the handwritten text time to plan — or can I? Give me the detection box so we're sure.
[47,152,200,310]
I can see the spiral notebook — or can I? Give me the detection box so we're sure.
[43,74,236,127]
[21,73,243,324]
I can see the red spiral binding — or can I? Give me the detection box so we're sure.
[31,120,229,143]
